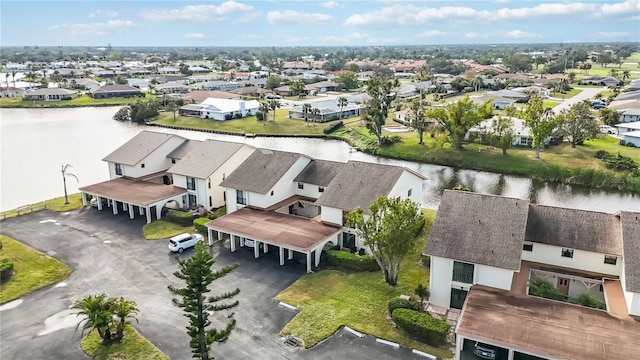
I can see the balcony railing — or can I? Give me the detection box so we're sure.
[452,272,473,284]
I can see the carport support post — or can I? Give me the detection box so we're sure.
[145,206,151,224]
[287,249,293,260]
[455,336,463,360]
[230,233,236,252]
[314,248,322,267]
[112,202,118,215]
[82,193,87,206]
[128,204,134,219]
[263,243,268,253]
[96,196,103,211]
[306,252,312,273]
[279,247,284,266]
[508,349,514,360]
[139,206,144,215]
[156,205,162,220]
[254,241,260,259]
[207,227,214,246]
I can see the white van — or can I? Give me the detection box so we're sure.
[168,233,203,253]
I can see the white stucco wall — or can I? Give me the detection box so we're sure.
[172,174,206,207]
[294,182,324,199]
[475,264,514,291]
[321,206,343,225]
[429,256,453,308]
[521,242,621,276]
[387,170,424,207]
[206,146,256,209]
[107,136,185,179]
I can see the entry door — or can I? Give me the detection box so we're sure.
[342,232,356,251]
[557,277,570,297]
[450,288,468,310]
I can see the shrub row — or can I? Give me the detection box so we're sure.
[324,250,379,272]
[594,150,639,173]
[388,297,420,315]
[0,258,14,283]
[193,217,210,235]
[323,121,343,134]
[391,308,449,346]
[165,209,194,227]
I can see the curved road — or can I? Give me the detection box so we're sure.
[552,86,607,114]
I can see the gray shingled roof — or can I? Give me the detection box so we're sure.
[219,149,305,194]
[102,131,185,166]
[621,212,640,293]
[424,190,528,271]
[294,160,345,187]
[314,161,405,211]
[166,139,203,160]
[167,140,250,179]
[525,205,623,256]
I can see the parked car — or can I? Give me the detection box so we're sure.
[599,125,617,134]
[592,100,606,109]
[473,342,498,359]
[168,233,203,253]
[265,94,281,99]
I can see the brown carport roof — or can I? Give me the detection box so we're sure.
[79,178,187,206]
[457,285,640,360]
[206,208,341,252]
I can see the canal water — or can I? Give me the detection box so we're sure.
[1,107,638,213]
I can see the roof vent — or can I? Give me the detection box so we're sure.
[478,220,481,224]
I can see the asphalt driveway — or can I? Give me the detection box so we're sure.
[0,208,429,360]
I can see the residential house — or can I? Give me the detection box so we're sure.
[305,80,340,94]
[471,94,516,110]
[620,108,640,123]
[395,83,418,98]
[395,109,410,123]
[91,84,144,99]
[23,88,78,101]
[230,86,267,97]
[288,98,363,122]
[580,76,621,87]
[424,190,640,360]
[511,85,550,98]
[154,82,190,95]
[624,79,640,91]
[184,90,240,103]
[620,130,640,147]
[466,116,535,146]
[178,98,260,120]
[194,81,240,92]
[70,78,100,91]
[616,121,640,135]
[167,140,256,209]
[207,151,425,272]
[0,87,25,98]
[274,85,293,97]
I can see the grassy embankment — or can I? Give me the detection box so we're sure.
[0,235,72,303]
[275,210,453,359]
[0,94,155,108]
[81,325,169,360]
[0,193,84,220]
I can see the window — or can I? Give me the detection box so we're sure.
[186,177,196,191]
[188,194,197,207]
[298,182,304,189]
[452,261,474,284]
[271,190,274,196]
[171,158,176,164]
[115,163,123,176]
[604,255,617,265]
[208,179,211,189]
[561,248,574,258]
[236,190,247,205]
[407,189,412,197]
[223,192,226,201]
[141,163,145,168]
[318,187,325,193]
[209,196,212,207]
[523,243,533,252]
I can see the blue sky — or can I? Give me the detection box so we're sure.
[1,1,639,47]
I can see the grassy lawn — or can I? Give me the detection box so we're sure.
[275,211,453,359]
[0,94,155,108]
[542,100,561,109]
[142,220,195,240]
[0,193,84,220]
[0,235,72,304]
[550,88,582,99]
[81,325,169,360]
[152,110,347,135]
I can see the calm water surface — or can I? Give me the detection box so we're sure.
[1,107,638,213]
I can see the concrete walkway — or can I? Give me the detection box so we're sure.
[552,86,607,114]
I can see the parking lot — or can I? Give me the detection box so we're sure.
[0,208,428,360]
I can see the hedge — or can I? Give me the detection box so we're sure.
[391,308,449,346]
[324,250,379,272]
[193,217,210,235]
[0,258,14,283]
[388,297,420,315]
[323,121,343,134]
[165,210,194,227]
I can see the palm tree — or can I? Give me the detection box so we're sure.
[11,70,16,87]
[302,103,312,125]
[567,72,576,84]
[4,72,9,88]
[337,97,348,119]
[471,76,484,92]
[621,70,631,83]
[109,297,139,340]
[73,293,113,342]
[269,99,280,122]
[61,164,78,204]
[311,107,321,123]
[609,69,619,78]
[259,101,270,123]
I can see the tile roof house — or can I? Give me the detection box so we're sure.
[23,88,78,101]
[424,190,640,360]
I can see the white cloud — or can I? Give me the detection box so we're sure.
[344,4,490,26]
[233,11,261,24]
[495,3,598,20]
[49,20,138,36]
[505,30,542,39]
[592,31,630,38]
[267,10,332,24]
[141,1,253,22]
[463,32,486,39]
[236,34,268,40]
[321,1,342,8]
[89,10,118,18]
[184,33,206,39]
[318,32,368,43]
[599,0,640,16]
[418,30,450,37]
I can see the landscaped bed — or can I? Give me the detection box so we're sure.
[275,211,453,359]
[81,324,169,360]
[0,235,72,303]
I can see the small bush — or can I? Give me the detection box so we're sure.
[577,294,605,310]
[193,217,210,235]
[380,135,402,146]
[323,121,343,134]
[421,254,430,268]
[392,308,449,346]
[165,210,194,227]
[388,297,420,315]
[324,250,379,272]
[208,206,227,219]
[594,150,609,159]
[602,154,639,172]
[0,258,14,282]
[625,142,636,148]
[256,111,265,121]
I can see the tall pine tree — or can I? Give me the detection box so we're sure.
[168,243,240,360]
